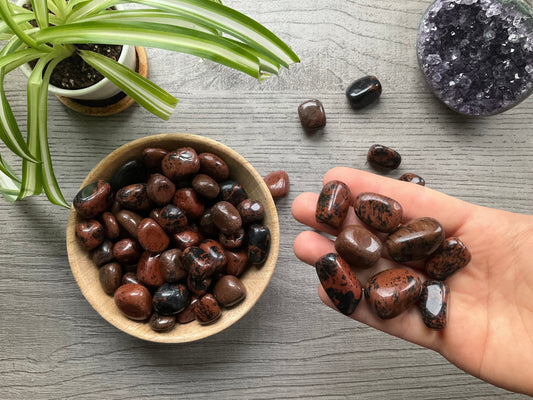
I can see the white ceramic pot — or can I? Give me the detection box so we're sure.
[18,2,137,101]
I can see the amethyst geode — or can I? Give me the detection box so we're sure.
[417,0,533,116]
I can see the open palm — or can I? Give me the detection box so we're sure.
[292,167,533,396]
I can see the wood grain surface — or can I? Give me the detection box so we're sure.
[1,0,532,398]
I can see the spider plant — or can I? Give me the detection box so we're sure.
[0,0,299,207]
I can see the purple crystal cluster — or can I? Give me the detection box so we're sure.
[417,0,533,116]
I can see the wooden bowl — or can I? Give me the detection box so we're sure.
[66,133,279,343]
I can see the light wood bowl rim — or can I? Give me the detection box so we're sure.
[66,133,280,343]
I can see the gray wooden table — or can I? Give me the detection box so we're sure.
[1,0,532,398]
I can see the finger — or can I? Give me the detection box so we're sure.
[323,167,474,235]
[293,230,399,282]
[317,284,441,351]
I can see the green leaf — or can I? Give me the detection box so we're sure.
[0,153,20,182]
[79,49,178,120]
[0,43,45,163]
[0,170,21,202]
[0,0,50,51]
[75,9,219,36]
[37,55,70,208]
[30,0,49,29]
[35,21,264,78]
[66,0,118,22]
[129,0,299,67]
[18,55,49,199]
[0,13,36,36]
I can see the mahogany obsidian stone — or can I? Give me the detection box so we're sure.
[399,173,426,186]
[219,180,248,206]
[315,253,362,315]
[419,280,449,330]
[367,144,402,170]
[247,224,270,265]
[353,192,403,233]
[386,217,445,262]
[198,152,230,182]
[114,284,152,321]
[264,170,290,199]
[149,313,176,332]
[334,225,382,269]
[109,160,148,191]
[425,237,471,280]
[315,180,351,229]
[417,0,533,116]
[298,99,326,129]
[346,76,382,109]
[152,283,190,316]
[194,293,222,324]
[116,183,151,211]
[73,180,113,219]
[364,268,422,319]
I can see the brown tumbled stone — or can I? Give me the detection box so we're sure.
[113,238,141,265]
[315,180,351,229]
[334,225,382,269]
[173,188,205,220]
[116,183,151,211]
[237,199,264,224]
[219,227,245,249]
[114,284,152,321]
[386,217,445,262]
[419,280,449,330]
[142,147,168,169]
[194,294,222,324]
[75,220,105,251]
[264,170,290,199]
[198,152,229,182]
[353,192,403,233]
[213,275,246,307]
[73,180,114,219]
[92,239,115,267]
[223,249,249,276]
[149,313,176,332]
[211,201,242,235]
[137,218,169,253]
[137,251,165,287]
[101,211,120,240]
[367,144,402,170]
[173,230,203,250]
[364,268,422,319]
[399,173,425,186]
[115,209,143,240]
[315,253,362,315]
[161,147,200,181]
[298,99,326,130]
[160,248,186,282]
[99,262,122,295]
[158,204,188,234]
[425,237,471,280]
[146,173,176,205]
[192,174,220,199]
[176,295,199,324]
[121,272,140,286]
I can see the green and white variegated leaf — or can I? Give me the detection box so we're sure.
[0,39,45,163]
[79,49,178,120]
[75,9,219,36]
[0,13,36,36]
[37,55,70,208]
[0,165,21,202]
[30,0,49,29]
[34,21,267,78]
[128,0,299,67]
[0,0,50,51]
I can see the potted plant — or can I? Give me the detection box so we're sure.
[0,0,299,207]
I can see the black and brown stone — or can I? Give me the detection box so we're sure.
[116,183,151,211]
[386,217,445,262]
[425,237,471,280]
[353,192,403,233]
[247,224,270,265]
[219,180,248,206]
[194,293,222,324]
[346,76,382,109]
[75,219,105,250]
[73,180,114,219]
[315,180,351,229]
[364,268,422,319]
[367,144,401,170]
[399,173,425,186]
[315,253,362,316]
[419,280,449,330]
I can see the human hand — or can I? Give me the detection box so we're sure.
[292,167,533,396]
